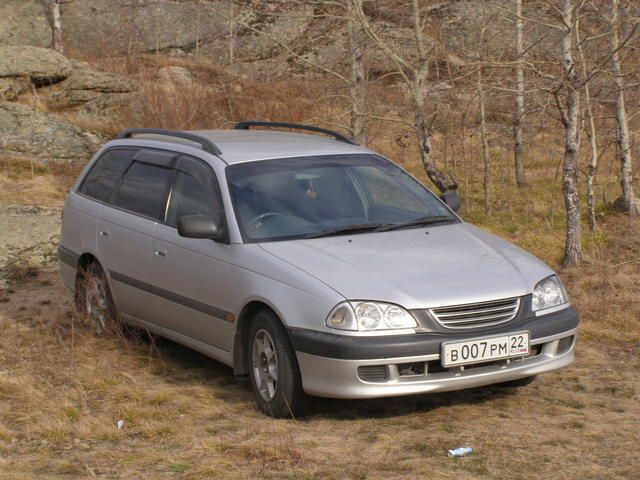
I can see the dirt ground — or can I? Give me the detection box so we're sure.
[0,269,638,480]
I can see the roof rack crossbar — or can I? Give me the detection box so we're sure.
[116,128,222,156]
[234,121,357,145]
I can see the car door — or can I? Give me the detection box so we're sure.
[98,149,176,319]
[147,155,236,352]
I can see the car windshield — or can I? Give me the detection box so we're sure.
[226,154,457,242]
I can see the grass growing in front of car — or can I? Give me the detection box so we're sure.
[0,210,638,479]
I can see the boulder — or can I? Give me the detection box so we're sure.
[74,93,142,125]
[0,102,96,163]
[61,0,228,57]
[60,1,314,64]
[48,60,138,109]
[157,66,193,86]
[0,0,51,48]
[0,46,71,85]
[0,77,31,101]
[227,5,315,62]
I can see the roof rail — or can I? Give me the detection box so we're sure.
[234,121,357,145]
[116,128,222,156]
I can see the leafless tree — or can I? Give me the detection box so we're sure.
[352,0,456,193]
[472,0,492,214]
[43,0,64,54]
[610,0,639,216]
[347,1,367,145]
[555,0,584,268]
[208,2,369,145]
[228,0,235,65]
[576,15,599,231]
[513,0,527,187]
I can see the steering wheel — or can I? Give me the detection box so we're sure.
[249,212,283,229]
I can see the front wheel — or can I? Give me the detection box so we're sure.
[248,310,307,418]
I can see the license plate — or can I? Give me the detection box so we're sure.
[441,332,530,367]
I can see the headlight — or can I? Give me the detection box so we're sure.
[326,301,417,331]
[532,275,568,314]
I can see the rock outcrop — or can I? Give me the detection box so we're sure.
[0,77,31,101]
[0,102,97,163]
[47,60,138,110]
[0,205,61,290]
[0,46,71,85]
[0,0,51,48]
[62,0,228,59]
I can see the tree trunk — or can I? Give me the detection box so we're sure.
[347,3,367,145]
[560,0,583,269]
[577,18,599,231]
[478,66,491,214]
[610,0,639,216]
[228,0,235,65]
[513,0,526,187]
[410,0,455,193]
[414,82,450,193]
[50,0,63,54]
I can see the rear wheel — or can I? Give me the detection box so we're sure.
[248,310,307,418]
[76,262,118,335]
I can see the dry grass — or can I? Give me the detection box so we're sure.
[0,254,638,479]
[0,159,81,208]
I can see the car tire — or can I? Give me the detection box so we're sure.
[76,262,119,335]
[500,375,537,388]
[248,309,308,418]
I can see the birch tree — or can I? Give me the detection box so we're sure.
[43,0,64,54]
[556,0,583,268]
[352,0,456,193]
[513,0,527,187]
[610,0,639,216]
[473,1,492,213]
[576,16,599,231]
[347,1,367,145]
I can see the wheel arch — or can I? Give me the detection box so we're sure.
[233,300,284,376]
[74,252,109,307]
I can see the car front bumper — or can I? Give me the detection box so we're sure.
[290,307,578,399]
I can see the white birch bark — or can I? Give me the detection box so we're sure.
[576,18,599,231]
[559,0,583,268]
[610,0,639,216]
[513,0,526,187]
[49,0,63,54]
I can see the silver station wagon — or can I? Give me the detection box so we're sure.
[58,122,578,417]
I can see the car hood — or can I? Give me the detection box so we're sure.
[258,223,554,309]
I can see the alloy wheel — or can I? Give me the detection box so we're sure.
[252,328,279,401]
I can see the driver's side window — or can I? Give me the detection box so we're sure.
[166,170,219,227]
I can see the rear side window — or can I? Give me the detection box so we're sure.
[115,161,173,220]
[79,149,137,202]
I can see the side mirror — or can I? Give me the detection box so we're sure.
[440,190,461,212]
[177,215,221,240]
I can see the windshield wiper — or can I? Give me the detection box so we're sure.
[375,215,454,232]
[305,223,388,239]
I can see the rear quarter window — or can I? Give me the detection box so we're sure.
[115,161,174,220]
[79,149,137,202]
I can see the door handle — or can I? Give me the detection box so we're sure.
[99,231,109,237]
[153,249,167,257]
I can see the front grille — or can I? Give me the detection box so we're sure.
[430,297,520,329]
[358,365,389,382]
